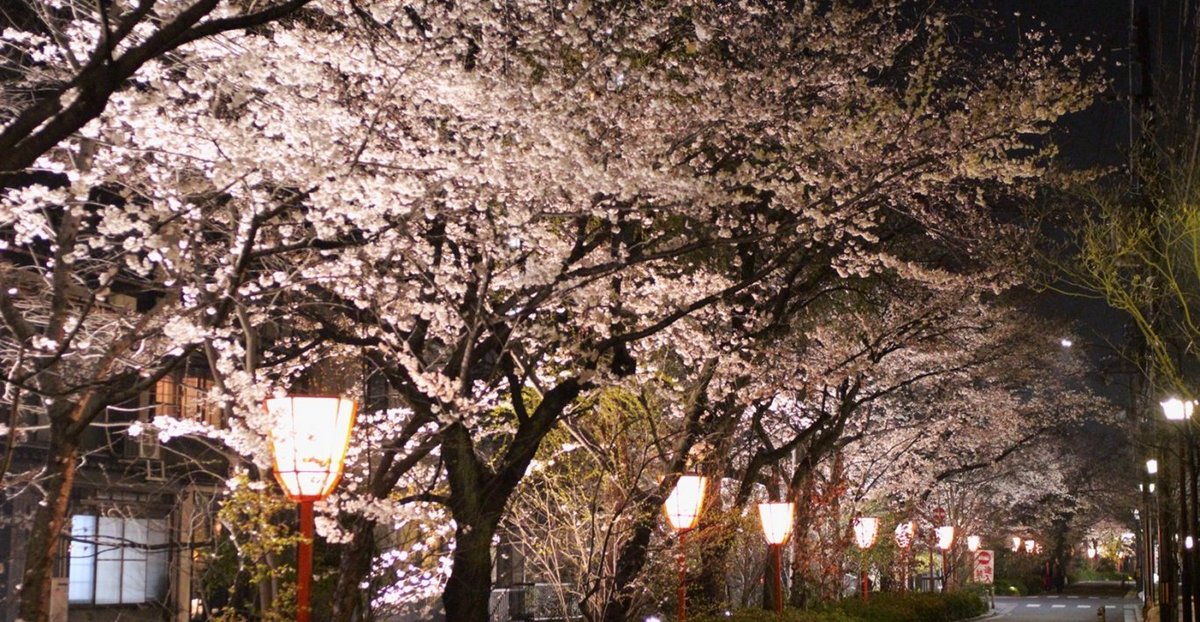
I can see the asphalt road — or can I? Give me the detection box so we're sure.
[988,585,1147,622]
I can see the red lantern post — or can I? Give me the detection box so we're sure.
[266,395,358,622]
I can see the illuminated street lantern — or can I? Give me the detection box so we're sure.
[1147,459,1159,475]
[1024,539,1036,554]
[966,535,980,553]
[267,395,358,622]
[1087,545,1097,559]
[895,521,916,549]
[1011,536,1021,552]
[936,526,956,551]
[664,475,707,531]
[853,517,880,601]
[758,502,795,615]
[853,517,881,550]
[664,474,707,622]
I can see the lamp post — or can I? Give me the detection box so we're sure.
[1163,397,1196,622]
[758,502,794,615]
[664,474,707,622]
[895,521,915,592]
[936,526,955,592]
[266,395,358,622]
[853,517,880,601]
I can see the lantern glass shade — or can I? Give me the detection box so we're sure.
[936,526,955,550]
[1188,536,1195,550]
[1024,539,1036,554]
[267,396,358,502]
[1011,536,1021,552]
[1147,459,1159,475]
[966,535,980,552]
[894,521,915,549]
[853,517,880,550]
[757,502,795,545]
[1087,545,1097,559]
[1161,398,1195,421]
[664,474,707,531]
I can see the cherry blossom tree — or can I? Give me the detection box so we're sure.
[2,0,1103,620]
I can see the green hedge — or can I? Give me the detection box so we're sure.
[692,591,987,622]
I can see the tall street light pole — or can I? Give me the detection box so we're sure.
[664,474,707,622]
[1164,398,1196,622]
[266,395,358,622]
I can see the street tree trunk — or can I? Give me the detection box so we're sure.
[331,516,377,620]
[18,417,81,622]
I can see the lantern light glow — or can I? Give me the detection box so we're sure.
[1011,536,1021,552]
[936,526,955,551]
[1024,539,1036,554]
[853,517,880,550]
[1087,545,1097,559]
[1147,459,1159,475]
[966,535,980,552]
[267,396,358,502]
[757,502,795,545]
[664,475,707,531]
[894,521,915,549]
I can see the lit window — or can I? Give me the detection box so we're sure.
[68,515,168,605]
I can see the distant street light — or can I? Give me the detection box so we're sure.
[1011,536,1021,552]
[757,502,794,615]
[664,475,707,622]
[853,517,880,601]
[1147,458,1159,475]
[1060,338,1073,348]
[1024,539,1036,554]
[266,395,358,622]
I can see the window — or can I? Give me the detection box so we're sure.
[68,515,168,605]
[155,374,221,426]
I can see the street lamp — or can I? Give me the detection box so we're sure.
[664,474,707,622]
[967,535,980,553]
[853,517,880,601]
[1161,397,1197,622]
[936,526,955,592]
[758,502,794,615]
[266,395,358,622]
[1147,458,1159,475]
[1024,539,1036,554]
[1011,536,1021,552]
[895,521,915,592]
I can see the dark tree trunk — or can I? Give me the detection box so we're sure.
[17,424,79,622]
[441,519,499,622]
[331,516,378,621]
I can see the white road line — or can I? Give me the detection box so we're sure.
[1077,604,1090,608]
[1027,604,1041,608]
[1052,604,1066,608]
